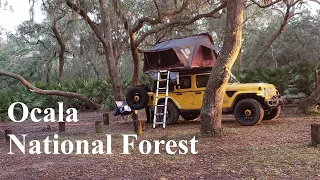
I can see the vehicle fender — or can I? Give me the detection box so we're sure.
[231,92,265,109]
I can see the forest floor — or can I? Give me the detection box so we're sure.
[0,106,320,179]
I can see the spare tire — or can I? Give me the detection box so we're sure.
[126,87,149,110]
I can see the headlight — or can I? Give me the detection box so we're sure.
[263,88,269,97]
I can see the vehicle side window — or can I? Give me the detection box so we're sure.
[179,76,191,89]
[196,75,209,88]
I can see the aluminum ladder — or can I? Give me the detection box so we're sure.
[153,70,170,128]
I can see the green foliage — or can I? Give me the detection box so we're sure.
[0,77,133,121]
[235,62,320,98]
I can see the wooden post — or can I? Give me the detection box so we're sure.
[311,124,320,145]
[59,121,66,132]
[95,121,103,133]
[103,113,109,125]
[132,110,143,135]
[137,119,143,135]
[132,110,138,133]
[4,129,12,143]
[315,70,319,89]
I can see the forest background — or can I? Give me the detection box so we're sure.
[0,0,319,120]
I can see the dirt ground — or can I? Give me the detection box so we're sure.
[0,106,320,180]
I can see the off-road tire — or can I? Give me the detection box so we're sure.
[181,113,198,121]
[234,98,264,126]
[157,101,179,125]
[263,106,281,120]
[126,87,148,110]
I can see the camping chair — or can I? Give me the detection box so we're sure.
[113,101,132,122]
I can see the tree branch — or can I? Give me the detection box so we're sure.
[251,0,295,64]
[250,0,282,8]
[162,0,189,17]
[310,0,320,4]
[136,2,227,45]
[0,70,101,110]
[153,0,162,23]
[65,0,106,44]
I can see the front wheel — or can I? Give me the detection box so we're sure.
[181,113,198,121]
[234,98,264,126]
[263,106,281,120]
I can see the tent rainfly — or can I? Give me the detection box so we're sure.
[143,33,220,73]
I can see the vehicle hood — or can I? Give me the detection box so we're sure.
[227,83,279,99]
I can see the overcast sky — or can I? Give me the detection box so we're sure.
[0,0,319,33]
[0,0,43,32]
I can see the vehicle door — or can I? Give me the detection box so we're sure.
[194,74,233,109]
[173,75,195,109]
[194,74,207,108]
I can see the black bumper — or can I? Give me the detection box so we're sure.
[264,96,284,109]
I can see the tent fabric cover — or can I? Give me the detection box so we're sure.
[143,34,220,73]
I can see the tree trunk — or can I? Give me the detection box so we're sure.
[129,32,140,86]
[200,0,243,136]
[46,56,54,85]
[297,87,320,113]
[52,16,66,83]
[0,70,101,110]
[99,0,123,100]
[65,0,123,101]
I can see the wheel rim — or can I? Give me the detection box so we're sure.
[132,93,141,105]
[238,103,255,121]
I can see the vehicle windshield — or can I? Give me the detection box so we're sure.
[229,74,239,83]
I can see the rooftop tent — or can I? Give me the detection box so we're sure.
[143,34,220,73]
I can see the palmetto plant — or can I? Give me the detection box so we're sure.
[235,62,319,97]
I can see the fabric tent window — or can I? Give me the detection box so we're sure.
[144,49,181,71]
[202,46,213,60]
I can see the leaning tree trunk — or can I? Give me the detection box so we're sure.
[297,87,320,113]
[252,6,290,64]
[200,0,244,136]
[0,70,101,110]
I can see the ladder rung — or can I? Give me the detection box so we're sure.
[158,87,167,90]
[159,70,169,73]
[156,105,166,107]
[157,79,169,82]
[154,122,165,124]
[156,113,167,115]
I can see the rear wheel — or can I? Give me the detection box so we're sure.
[157,101,179,125]
[263,106,281,120]
[234,98,264,126]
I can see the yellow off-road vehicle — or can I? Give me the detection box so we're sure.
[125,34,282,126]
[126,70,282,126]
